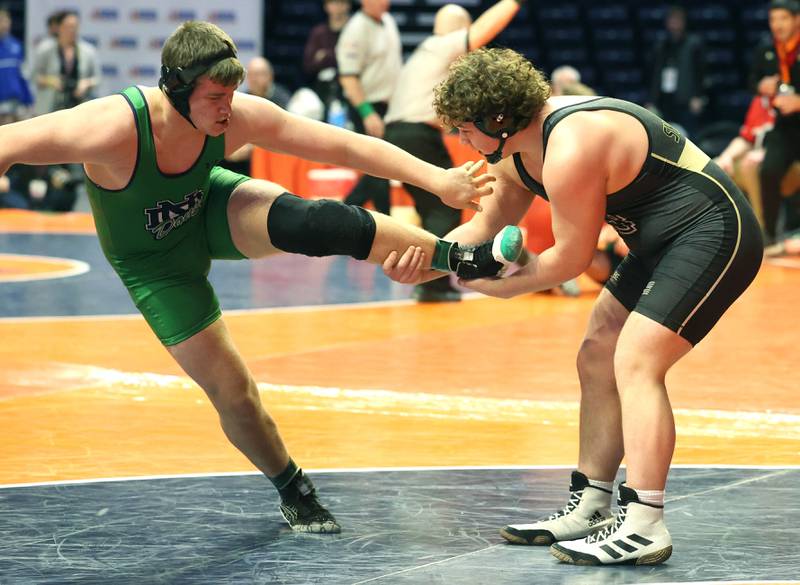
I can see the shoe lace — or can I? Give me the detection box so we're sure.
[586,502,627,543]
[546,489,584,521]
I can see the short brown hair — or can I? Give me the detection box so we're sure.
[161,21,244,87]
[433,48,550,131]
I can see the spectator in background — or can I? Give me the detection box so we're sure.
[247,56,291,110]
[647,5,707,137]
[220,56,292,176]
[45,11,62,38]
[285,87,325,120]
[3,161,80,212]
[559,80,596,97]
[337,0,400,138]
[550,65,581,97]
[383,0,524,302]
[30,10,64,56]
[0,5,33,117]
[27,10,64,72]
[749,0,800,253]
[0,109,78,211]
[715,95,775,228]
[31,10,99,115]
[304,0,351,120]
[0,107,26,208]
[338,0,402,215]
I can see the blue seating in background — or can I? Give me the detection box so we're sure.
[259,0,775,125]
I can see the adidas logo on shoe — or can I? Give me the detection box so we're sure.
[500,471,614,545]
[588,511,607,528]
[550,484,673,566]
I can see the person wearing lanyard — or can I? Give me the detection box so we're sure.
[645,6,707,138]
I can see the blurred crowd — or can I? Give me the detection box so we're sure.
[0,7,95,212]
[2,1,799,261]
[279,0,800,275]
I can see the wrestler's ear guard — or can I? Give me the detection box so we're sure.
[472,113,519,164]
[158,44,237,128]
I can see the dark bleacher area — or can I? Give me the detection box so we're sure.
[266,0,774,130]
[5,0,23,40]
[8,0,774,135]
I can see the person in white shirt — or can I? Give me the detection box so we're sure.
[337,0,402,214]
[382,0,526,301]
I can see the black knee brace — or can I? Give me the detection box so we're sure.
[267,193,377,260]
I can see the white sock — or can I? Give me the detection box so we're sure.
[633,488,665,507]
[587,478,614,492]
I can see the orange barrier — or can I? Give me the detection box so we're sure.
[250,149,325,197]
[249,133,554,252]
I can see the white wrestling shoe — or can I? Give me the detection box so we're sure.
[500,471,614,545]
[550,483,672,566]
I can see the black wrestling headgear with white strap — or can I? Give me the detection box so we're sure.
[472,112,523,164]
[158,44,237,128]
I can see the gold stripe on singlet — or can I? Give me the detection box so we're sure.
[648,150,743,336]
[651,138,710,173]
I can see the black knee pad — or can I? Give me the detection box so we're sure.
[267,193,376,260]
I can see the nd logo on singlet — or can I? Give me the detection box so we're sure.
[144,190,204,240]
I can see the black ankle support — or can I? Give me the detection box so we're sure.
[267,193,377,260]
[270,459,300,492]
[272,461,316,501]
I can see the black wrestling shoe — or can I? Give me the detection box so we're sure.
[280,490,340,533]
[279,473,340,533]
[452,225,523,280]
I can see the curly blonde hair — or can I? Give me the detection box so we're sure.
[433,48,550,132]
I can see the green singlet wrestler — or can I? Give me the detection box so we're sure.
[0,22,523,533]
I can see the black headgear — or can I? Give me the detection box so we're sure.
[158,44,238,128]
[472,113,522,164]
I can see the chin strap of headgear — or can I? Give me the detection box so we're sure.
[473,113,521,164]
[158,44,237,129]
